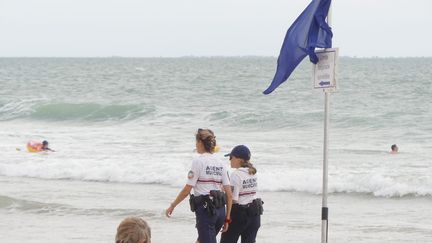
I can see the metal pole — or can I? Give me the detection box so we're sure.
[321,2,332,243]
[321,91,330,243]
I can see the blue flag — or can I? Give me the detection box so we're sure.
[263,0,333,95]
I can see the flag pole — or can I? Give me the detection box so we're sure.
[321,89,330,243]
[321,2,332,243]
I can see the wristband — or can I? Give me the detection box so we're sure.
[225,218,232,224]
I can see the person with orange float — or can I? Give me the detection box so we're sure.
[165,128,232,243]
[26,140,55,152]
[221,145,263,243]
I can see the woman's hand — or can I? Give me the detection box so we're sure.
[221,217,231,233]
[221,222,229,233]
[165,204,175,218]
[165,185,192,218]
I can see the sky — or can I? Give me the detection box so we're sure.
[1,0,431,57]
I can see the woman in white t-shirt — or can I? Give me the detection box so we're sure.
[165,128,233,243]
[221,145,262,243]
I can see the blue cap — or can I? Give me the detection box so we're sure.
[225,145,251,161]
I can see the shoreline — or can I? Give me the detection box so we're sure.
[1,176,431,242]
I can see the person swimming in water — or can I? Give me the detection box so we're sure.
[26,140,55,152]
[390,144,398,154]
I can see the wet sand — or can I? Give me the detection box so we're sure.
[1,176,431,242]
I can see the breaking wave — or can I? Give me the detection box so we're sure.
[0,159,430,198]
[0,101,154,122]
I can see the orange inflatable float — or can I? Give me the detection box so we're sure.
[27,141,44,153]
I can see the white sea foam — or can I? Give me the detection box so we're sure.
[1,154,431,198]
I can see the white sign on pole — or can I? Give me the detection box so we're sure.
[313,48,338,90]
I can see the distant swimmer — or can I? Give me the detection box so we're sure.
[27,140,55,152]
[390,144,398,154]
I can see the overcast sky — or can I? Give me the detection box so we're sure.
[1,0,431,57]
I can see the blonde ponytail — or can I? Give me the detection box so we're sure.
[241,160,257,175]
[196,128,216,153]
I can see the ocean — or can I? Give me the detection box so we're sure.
[0,57,431,242]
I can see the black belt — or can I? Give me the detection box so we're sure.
[189,191,227,215]
[233,199,264,216]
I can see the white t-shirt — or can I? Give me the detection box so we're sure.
[230,167,258,205]
[186,153,230,196]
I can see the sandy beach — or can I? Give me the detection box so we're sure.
[1,175,431,242]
